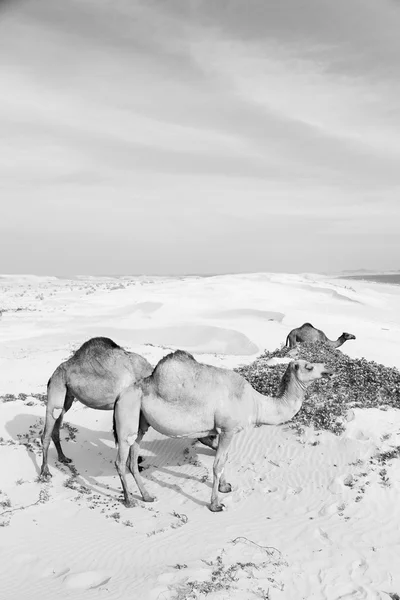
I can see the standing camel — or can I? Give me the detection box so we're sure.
[40,337,153,480]
[113,350,333,512]
[286,323,356,349]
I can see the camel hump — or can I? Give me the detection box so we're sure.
[150,350,199,390]
[171,349,195,361]
[154,350,196,370]
[66,337,126,378]
[75,337,121,354]
[69,337,122,362]
[301,323,315,329]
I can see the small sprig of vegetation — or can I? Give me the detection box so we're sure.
[235,342,400,435]
[171,555,252,598]
[168,538,284,599]
[108,511,121,521]
[123,520,134,527]
[169,555,278,599]
[63,422,78,441]
[0,488,51,527]
[171,511,188,529]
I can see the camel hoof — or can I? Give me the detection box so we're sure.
[218,482,232,494]
[39,470,52,482]
[58,455,72,464]
[209,503,225,512]
[143,495,156,503]
[124,497,137,508]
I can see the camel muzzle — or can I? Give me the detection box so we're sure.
[321,367,334,378]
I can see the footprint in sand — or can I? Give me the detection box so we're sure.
[314,527,331,544]
[350,558,368,578]
[63,571,111,590]
[318,502,338,517]
[350,429,370,441]
[262,485,278,494]
[284,485,302,498]
[328,476,344,494]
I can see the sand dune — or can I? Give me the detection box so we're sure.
[1,272,400,599]
[85,325,259,355]
[204,308,285,322]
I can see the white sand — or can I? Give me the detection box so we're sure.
[0,272,399,600]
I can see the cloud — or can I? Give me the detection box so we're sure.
[0,0,399,273]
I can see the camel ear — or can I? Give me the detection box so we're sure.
[294,362,299,371]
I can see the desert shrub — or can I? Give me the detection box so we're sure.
[235,342,400,435]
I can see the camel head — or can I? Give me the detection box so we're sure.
[340,332,356,342]
[290,360,333,387]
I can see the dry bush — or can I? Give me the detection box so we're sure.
[235,342,400,435]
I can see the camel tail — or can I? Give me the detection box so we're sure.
[285,334,290,347]
[113,397,119,445]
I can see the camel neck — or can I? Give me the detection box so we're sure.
[252,377,307,426]
[328,338,342,349]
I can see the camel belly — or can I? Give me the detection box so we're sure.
[72,387,118,410]
[142,397,215,438]
[68,374,129,410]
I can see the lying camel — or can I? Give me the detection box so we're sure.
[286,323,356,349]
[40,337,153,480]
[113,350,333,512]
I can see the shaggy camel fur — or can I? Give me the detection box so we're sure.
[286,323,356,349]
[40,337,153,480]
[113,350,333,512]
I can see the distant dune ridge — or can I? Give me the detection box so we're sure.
[0,272,400,599]
[343,273,400,285]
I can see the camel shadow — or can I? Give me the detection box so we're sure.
[147,470,210,508]
[5,413,120,497]
[5,414,216,506]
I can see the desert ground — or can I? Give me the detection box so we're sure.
[0,272,399,600]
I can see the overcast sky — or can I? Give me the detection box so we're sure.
[0,0,399,275]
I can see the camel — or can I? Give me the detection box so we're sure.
[113,350,333,512]
[40,337,153,480]
[286,323,356,349]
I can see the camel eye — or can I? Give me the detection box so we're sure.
[305,364,314,371]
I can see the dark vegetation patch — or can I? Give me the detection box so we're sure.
[235,342,400,435]
[374,446,400,464]
[1,392,46,405]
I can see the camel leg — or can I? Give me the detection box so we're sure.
[51,390,74,464]
[128,414,154,502]
[114,387,153,506]
[209,430,234,512]
[40,370,67,480]
[198,434,219,451]
[115,437,137,507]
